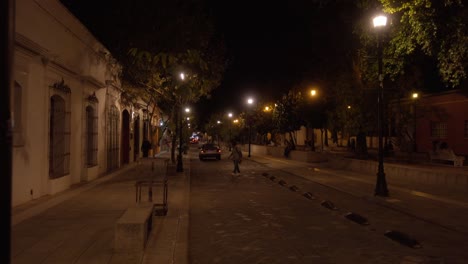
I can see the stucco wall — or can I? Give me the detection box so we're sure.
[12,0,122,206]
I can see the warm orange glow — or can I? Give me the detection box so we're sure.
[412,93,419,99]
[310,89,317,96]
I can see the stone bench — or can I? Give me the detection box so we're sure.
[114,203,154,263]
[429,149,465,167]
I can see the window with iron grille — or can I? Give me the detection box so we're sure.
[86,106,98,166]
[107,105,120,172]
[465,120,468,138]
[49,95,70,178]
[430,122,447,139]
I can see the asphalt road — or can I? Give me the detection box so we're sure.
[188,149,468,264]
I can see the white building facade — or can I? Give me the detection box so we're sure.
[11,0,151,207]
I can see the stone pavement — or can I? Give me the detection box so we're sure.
[10,151,189,264]
[10,148,468,263]
[189,153,468,263]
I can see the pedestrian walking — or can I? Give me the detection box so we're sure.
[141,139,152,157]
[228,140,242,175]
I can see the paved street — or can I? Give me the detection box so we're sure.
[189,149,468,264]
[10,146,468,264]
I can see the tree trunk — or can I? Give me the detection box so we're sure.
[324,129,329,147]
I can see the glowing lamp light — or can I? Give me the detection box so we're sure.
[373,15,387,28]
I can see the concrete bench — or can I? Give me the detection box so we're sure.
[114,203,154,263]
[429,149,465,167]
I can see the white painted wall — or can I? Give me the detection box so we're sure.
[12,0,121,206]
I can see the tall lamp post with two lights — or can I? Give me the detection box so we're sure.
[176,72,189,172]
[373,15,389,197]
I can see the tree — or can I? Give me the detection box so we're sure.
[353,0,468,89]
[254,102,276,145]
[272,90,306,149]
[127,48,224,163]
[379,0,468,88]
[63,0,227,164]
[203,113,224,144]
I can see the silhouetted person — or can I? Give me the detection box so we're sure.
[141,139,152,157]
[228,141,242,175]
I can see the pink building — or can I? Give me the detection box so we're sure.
[415,90,468,156]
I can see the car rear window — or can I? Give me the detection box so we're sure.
[203,144,218,150]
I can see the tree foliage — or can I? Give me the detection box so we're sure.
[372,0,468,87]
[272,90,306,147]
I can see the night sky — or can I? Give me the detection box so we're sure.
[201,1,355,118]
[62,0,356,124]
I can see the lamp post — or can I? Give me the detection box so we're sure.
[411,92,419,153]
[373,15,389,197]
[216,120,221,144]
[228,112,233,151]
[247,98,254,157]
[176,107,190,172]
[308,89,318,152]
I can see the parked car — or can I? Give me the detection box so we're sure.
[199,143,221,160]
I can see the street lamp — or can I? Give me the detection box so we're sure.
[373,14,389,197]
[228,112,233,151]
[310,89,317,97]
[176,70,190,172]
[411,92,419,153]
[307,88,319,151]
[177,106,190,172]
[246,97,254,157]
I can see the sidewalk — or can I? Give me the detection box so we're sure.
[10,151,190,264]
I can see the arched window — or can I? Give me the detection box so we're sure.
[49,95,70,178]
[107,105,120,172]
[86,106,98,166]
[12,81,24,146]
